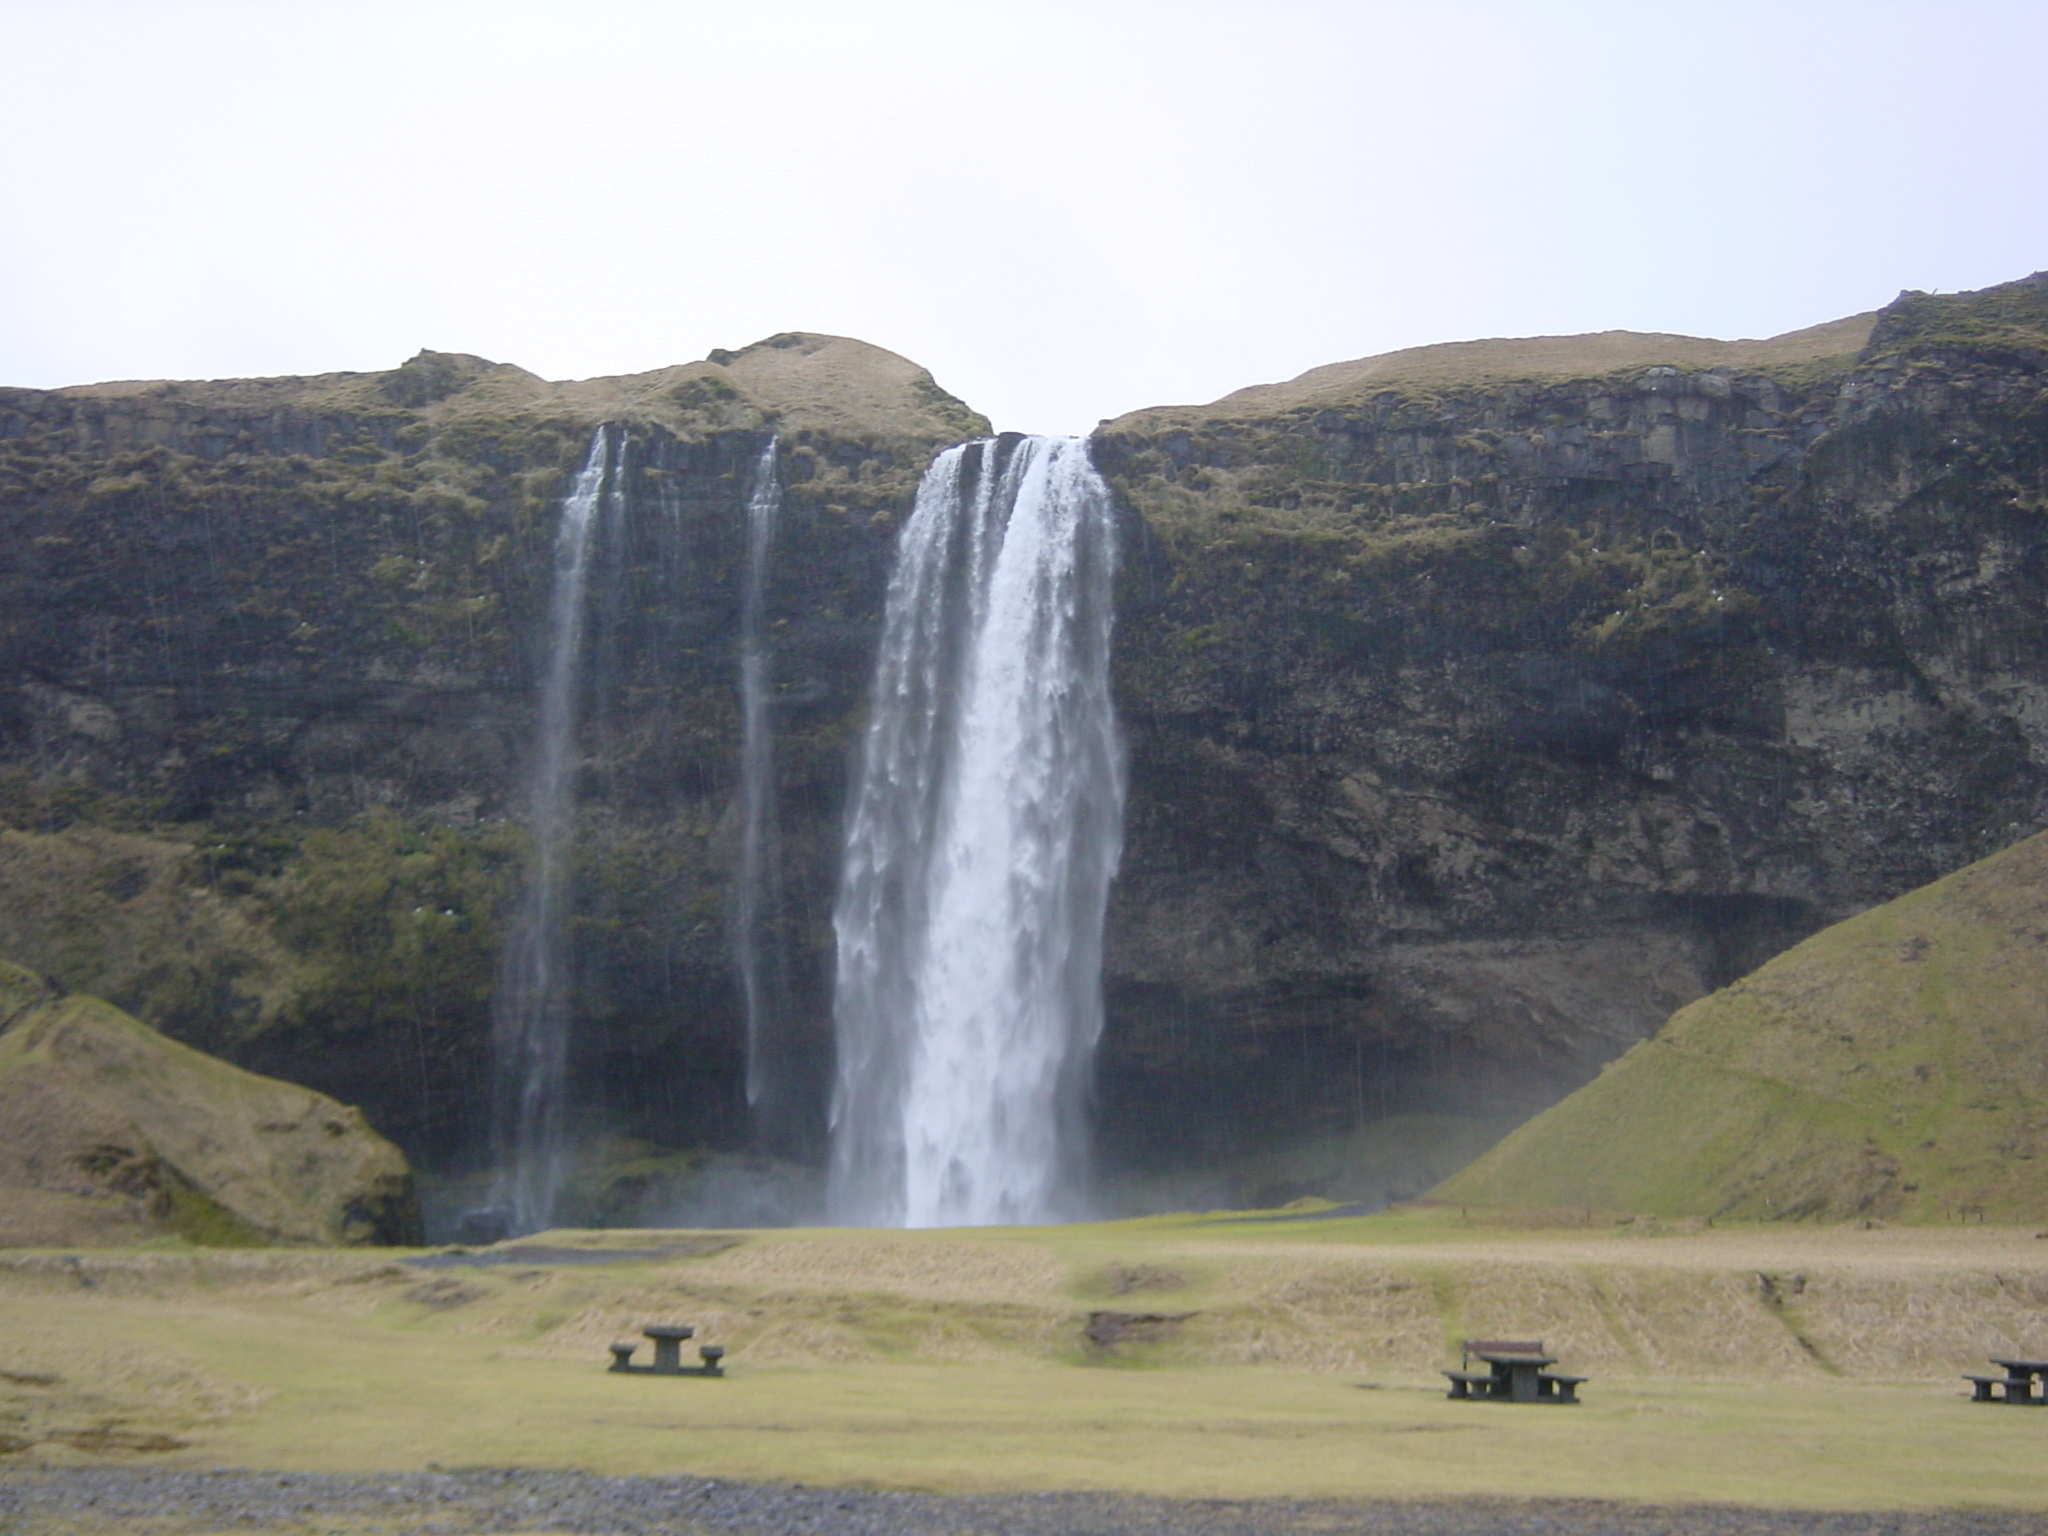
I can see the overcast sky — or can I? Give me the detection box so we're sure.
[3,0,2043,434]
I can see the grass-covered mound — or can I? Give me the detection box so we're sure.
[1435,830,2048,1222]
[0,962,420,1246]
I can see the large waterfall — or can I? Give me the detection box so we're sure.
[732,438,799,1153]
[490,426,617,1233]
[828,435,1124,1228]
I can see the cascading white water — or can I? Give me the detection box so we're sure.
[733,437,795,1143]
[828,435,1123,1228]
[490,426,616,1233]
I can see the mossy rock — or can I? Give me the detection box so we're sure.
[0,961,422,1246]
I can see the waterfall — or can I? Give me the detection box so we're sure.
[733,437,798,1151]
[490,426,617,1233]
[828,435,1123,1228]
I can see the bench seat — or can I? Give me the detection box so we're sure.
[1963,1373,2039,1404]
[1442,1369,1496,1399]
[1537,1370,1587,1403]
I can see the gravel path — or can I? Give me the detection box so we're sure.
[2,1468,2041,1536]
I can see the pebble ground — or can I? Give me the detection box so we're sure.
[3,1468,2042,1536]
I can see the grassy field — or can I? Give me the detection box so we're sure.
[4,1211,2047,1509]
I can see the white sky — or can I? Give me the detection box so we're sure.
[3,0,2044,435]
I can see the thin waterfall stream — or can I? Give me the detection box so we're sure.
[489,426,617,1233]
[733,437,798,1152]
[828,435,1123,1227]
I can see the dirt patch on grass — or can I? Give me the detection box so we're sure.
[1084,1310,1195,1351]
[49,1429,186,1454]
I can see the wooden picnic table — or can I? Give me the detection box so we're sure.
[606,1324,724,1377]
[1444,1343,1586,1404]
[644,1324,696,1374]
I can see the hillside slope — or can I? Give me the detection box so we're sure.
[1434,830,2048,1221]
[0,960,419,1245]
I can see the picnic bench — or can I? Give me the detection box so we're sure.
[1964,1358,2047,1405]
[1444,1338,1586,1404]
[607,1324,726,1377]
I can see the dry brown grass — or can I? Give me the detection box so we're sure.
[1114,312,1878,428]
[690,1229,1067,1303]
[52,333,984,451]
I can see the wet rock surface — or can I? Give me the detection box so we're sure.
[2,1468,2041,1536]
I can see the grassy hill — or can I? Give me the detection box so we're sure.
[0,961,418,1245]
[1435,830,2048,1222]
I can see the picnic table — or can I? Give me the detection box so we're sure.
[606,1325,726,1377]
[1443,1338,1586,1404]
[1964,1358,2048,1405]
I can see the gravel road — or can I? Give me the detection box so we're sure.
[2,1468,2041,1536]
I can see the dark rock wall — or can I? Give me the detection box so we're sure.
[0,370,925,1170]
[1089,275,2048,1174]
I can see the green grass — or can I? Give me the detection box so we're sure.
[1436,829,2048,1223]
[5,1215,2048,1507]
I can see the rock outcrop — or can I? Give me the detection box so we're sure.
[0,961,420,1245]
[1434,828,2048,1221]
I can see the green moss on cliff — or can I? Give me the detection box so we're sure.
[243,811,517,1131]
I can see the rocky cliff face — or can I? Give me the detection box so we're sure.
[2,279,2044,1211]
[1089,274,2048,1193]
[0,335,982,1173]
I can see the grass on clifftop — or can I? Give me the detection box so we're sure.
[1109,312,1877,431]
[1436,829,2048,1223]
[48,332,989,458]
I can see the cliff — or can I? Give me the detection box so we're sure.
[1089,273,2048,1188]
[1434,828,2048,1222]
[2,278,2046,1211]
[0,334,983,1170]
